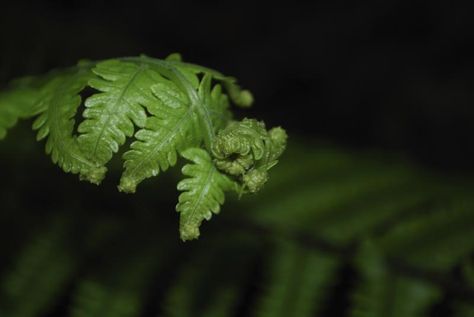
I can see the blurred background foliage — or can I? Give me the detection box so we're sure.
[1,1,474,316]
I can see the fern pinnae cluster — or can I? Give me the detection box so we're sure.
[0,53,287,240]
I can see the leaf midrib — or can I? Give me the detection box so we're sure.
[185,161,215,228]
[123,57,218,149]
[124,106,194,180]
[47,74,96,170]
[90,64,145,160]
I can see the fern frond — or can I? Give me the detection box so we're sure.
[206,81,233,129]
[255,240,338,317]
[0,54,285,240]
[350,241,440,317]
[447,257,474,317]
[246,162,417,235]
[377,201,474,271]
[0,83,39,139]
[454,304,474,317]
[118,70,200,193]
[32,66,106,184]
[163,236,257,317]
[70,246,162,317]
[0,217,77,317]
[77,60,158,167]
[119,70,233,194]
[3,139,474,315]
[176,148,237,241]
[165,280,240,317]
[166,57,254,108]
[0,212,121,317]
[233,142,474,315]
[196,73,232,133]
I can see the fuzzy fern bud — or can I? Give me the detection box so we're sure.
[211,118,287,193]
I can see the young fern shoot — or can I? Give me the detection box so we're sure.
[0,54,287,241]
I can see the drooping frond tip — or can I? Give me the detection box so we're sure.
[177,118,288,241]
[0,54,286,240]
[177,148,236,241]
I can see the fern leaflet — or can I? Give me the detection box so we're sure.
[31,66,106,184]
[119,69,200,193]
[176,148,236,241]
[77,60,155,166]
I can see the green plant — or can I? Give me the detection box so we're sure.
[0,53,287,241]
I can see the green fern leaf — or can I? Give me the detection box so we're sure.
[0,84,39,139]
[208,83,232,129]
[162,236,257,317]
[454,261,474,317]
[0,54,285,241]
[0,217,77,317]
[32,66,106,184]
[454,304,474,317]
[256,240,338,317]
[377,201,474,271]
[118,71,199,193]
[176,148,237,241]
[166,56,254,108]
[70,247,162,317]
[350,241,440,317]
[77,60,160,167]
[119,71,232,193]
[195,73,232,133]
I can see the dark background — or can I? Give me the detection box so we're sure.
[1,0,474,172]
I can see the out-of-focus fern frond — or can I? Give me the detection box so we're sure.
[0,212,120,317]
[453,261,474,317]
[0,83,39,139]
[376,201,474,271]
[0,216,77,317]
[1,141,473,316]
[454,304,474,317]
[162,235,258,317]
[350,241,440,317]
[70,244,165,317]
[255,239,338,317]
[231,142,474,316]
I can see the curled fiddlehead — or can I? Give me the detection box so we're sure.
[211,118,287,193]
